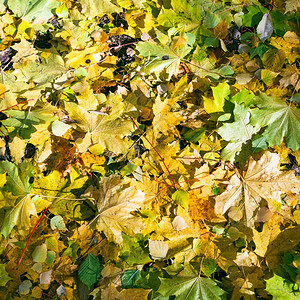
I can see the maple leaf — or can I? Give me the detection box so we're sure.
[136,36,192,80]
[265,274,300,299]
[215,151,300,227]
[0,161,33,196]
[157,265,225,300]
[92,175,145,243]
[218,103,259,162]
[1,195,36,238]
[252,214,281,257]
[3,102,58,139]
[203,82,230,114]
[65,94,135,154]
[251,93,300,151]
[152,75,188,139]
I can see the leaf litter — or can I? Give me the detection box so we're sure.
[0,0,299,299]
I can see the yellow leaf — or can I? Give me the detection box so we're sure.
[65,45,108,69]
[260,69,278,86]
[93,174,146,243]
[270,31,300,63]
[152,76,188,139]
[262,48,286,71]
[9,136,26,163]
[0,83,6,98]
[65,94,135,154]
[119,288,150,300]
[253,214,282,257]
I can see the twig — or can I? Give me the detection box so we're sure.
[17,207,48,267]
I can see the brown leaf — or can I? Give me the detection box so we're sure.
[215,151,300,227]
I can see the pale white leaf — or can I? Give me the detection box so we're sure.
[257,13,273,42]
[40,270,52,285]
[149,240,168,260]
[172,216,189,231]
[57,284,67,297]
[19,280,32,295]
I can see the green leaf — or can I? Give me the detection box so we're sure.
[172,189,189,210]
[242,5,268,27]
[120,163,138,176]
[50,215,67,231]
[231,89,255,106]
[157,0,204,32]
[32,244,48,263]
[0,264,12,286]
[201,258,217,277]
[118,233,150,266]
[203,82,230,114]
[7,0,59,22]
[4,103,57,139]
[0,161,33,195]
[13,53,66,89]
[265,274,300,299]
[63,241,80,260]
[136,38,191,80]
[203,11,221,29]
[251,93,300,151]
[218,104,259,162]
[182,128,205,143]
[1,195,36,238]
[212,184,219,195]
[158,275,225,300]
[45,251,56,265]
[121,269,141,288]
[78,253,101,289]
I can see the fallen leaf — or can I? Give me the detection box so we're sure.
[215,151,300,227]
[93,175,145,243]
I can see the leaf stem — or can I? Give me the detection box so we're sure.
[0,99,35,112]
[17,207,48,267]
[131,117,177,190]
